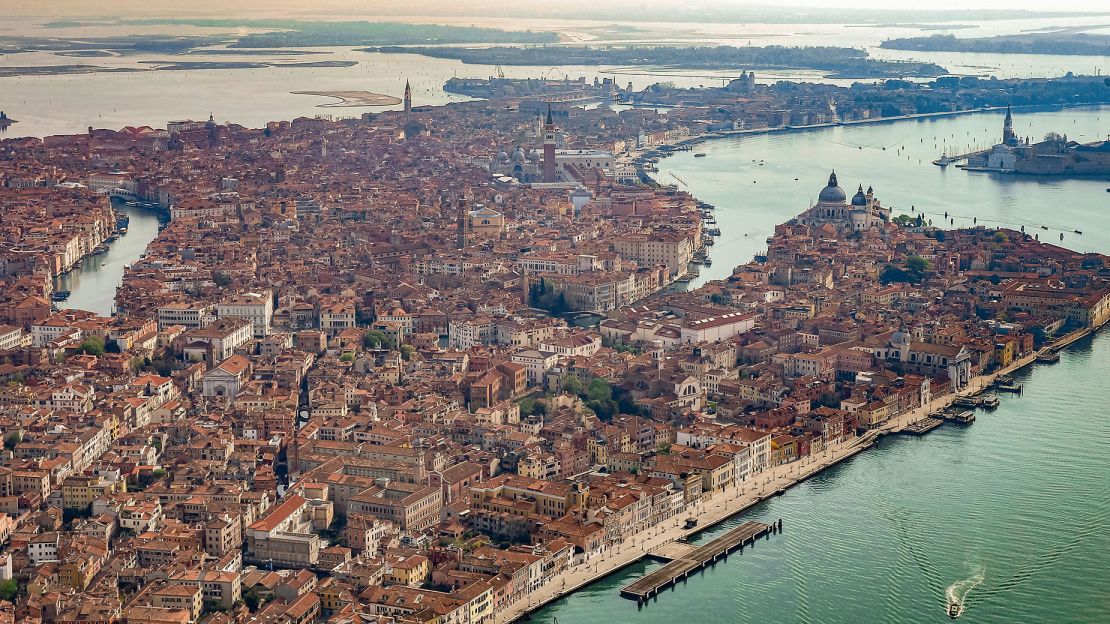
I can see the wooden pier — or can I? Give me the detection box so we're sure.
[620,520,778,603]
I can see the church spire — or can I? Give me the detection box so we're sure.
[403,80,412,114]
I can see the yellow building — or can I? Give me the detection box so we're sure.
[62,475,125,510]
[386,554,430,587]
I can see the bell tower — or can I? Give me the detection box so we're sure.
[543,104,557,183]
[403,80,412,115]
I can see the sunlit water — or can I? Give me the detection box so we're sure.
[53,201,163,316]
[657,105,1110,288]
[530,330,1110,623]
[3,16,1109,137]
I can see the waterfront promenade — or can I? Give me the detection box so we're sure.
[500,351,1042,623]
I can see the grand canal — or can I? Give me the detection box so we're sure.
[53,201,163,316]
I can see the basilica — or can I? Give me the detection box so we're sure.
[796,171,891,234]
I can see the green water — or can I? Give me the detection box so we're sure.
[658,105,1110,289]
[530,335,1110,623]
[530,108,1110,623]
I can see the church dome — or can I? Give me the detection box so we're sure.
[511,147,526,162]
[818,171,846,203]
[851,184,867,206]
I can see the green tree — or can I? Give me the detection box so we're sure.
[363,330,394,350]
[892,214,916,227]
[400,344,415,361]
[586,378,612,403]
[3,431,21,451]
[906,255,930,276]
[561,375,584,395]
[0,578,18,601]
[78,336,105,356]
[339,352,355,363]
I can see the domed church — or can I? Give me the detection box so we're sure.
[797,171,890,234]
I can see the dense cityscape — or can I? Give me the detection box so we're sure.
[1,3,1109,624]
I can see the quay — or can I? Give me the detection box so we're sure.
[939,408,976,424]
[620,520,779,603]
[501,334,1092,623]
[904,417,944,435]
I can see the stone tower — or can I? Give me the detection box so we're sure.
[543,105,557,183]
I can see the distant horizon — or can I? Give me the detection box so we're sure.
[5,1,1109,21]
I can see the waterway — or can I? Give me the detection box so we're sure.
[530,331,1110,624]
[2,16,1109,137]
[658,105,1110,288]
[53,201,164,316]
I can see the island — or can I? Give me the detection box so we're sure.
[880,31,1110,56]
[367,44,948,78]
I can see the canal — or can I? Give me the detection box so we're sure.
[657,105,1110,288]
[531,107,1110,623]
[54,200,164,316]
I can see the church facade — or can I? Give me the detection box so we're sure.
[796,172,891,234]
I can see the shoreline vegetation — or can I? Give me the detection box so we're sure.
[131,19,559,47]
[291,90,402,108]
[370,45,949,78]
[881,32,1110,56]
[0,21,557,57]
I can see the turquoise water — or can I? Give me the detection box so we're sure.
[657,106,1110,288]
[530,333,1110,623]
[530,108,1110,623]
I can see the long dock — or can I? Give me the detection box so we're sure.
[619,520,778,603]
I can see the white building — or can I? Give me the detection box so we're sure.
[215,291,273,338]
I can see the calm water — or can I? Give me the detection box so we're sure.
[658,105,1110,288]
[54,202,163,316]
[530,106,1110,624]
[3,16,1109,137]
[530,332,1110,624]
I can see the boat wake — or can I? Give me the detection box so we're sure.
[945,568,985,618]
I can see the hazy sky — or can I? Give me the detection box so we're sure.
[2,0,1107,19]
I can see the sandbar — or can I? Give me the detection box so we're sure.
[291,90,403,108]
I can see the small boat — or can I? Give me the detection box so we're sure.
[694,152,707,158]
[684,518,699,529]
[51,290,71,302]
[1074,229,1083,234]
[703,257,712,266]
[948,600,961,618]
